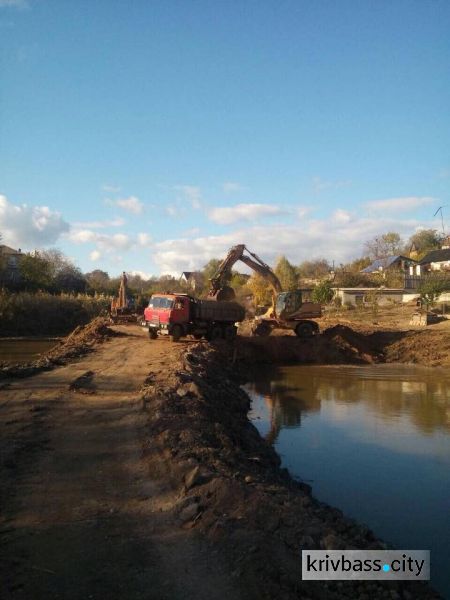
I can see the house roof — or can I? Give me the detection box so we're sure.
[419,248,450,265]
[0,245,22,255]
[360,255,414,273]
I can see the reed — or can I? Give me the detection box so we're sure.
[0,291,110,336]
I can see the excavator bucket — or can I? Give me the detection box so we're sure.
[207,285,236,302]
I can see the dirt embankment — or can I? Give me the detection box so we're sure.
[141,341,440,599]
[234,323,450,368]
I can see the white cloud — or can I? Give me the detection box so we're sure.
[332,209,352,224]
[129,270,153,280]
[166,205,178,217]
[223,182,245,194]
[174,185,202,209]
[208,203,284,225]
[70,229,97,243]
[69,225,154,264]
[182,227,201,237]
[89,250,101,261]
[365,196,435,212]
[312,177,352,193]
[73,217,125,229]
[0,0,28,8]
[69,229,133,253]
[137,233,152,247]
[152,211,426,275]
[114,196,144,214]
[297,206,312,219]
[101,183,121,193]
[0,195,69,248]
[98,233,131,251]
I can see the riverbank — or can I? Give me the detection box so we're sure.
[141,340,441,599]
[0,323,445,598]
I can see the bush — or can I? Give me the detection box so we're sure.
[312,280,334,304]
[0,291,110,336]
[418,274,450,307]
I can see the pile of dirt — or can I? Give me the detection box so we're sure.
[382,329,450,367]
[141,343,440,599]
[233,325,382,365]
[0,317,114,380]
[234,325,450,368]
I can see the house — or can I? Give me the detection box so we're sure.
[333,287,419,307]
[360,255,416,275]
[0,245,23,284]
[416,248,450,274]
[179,271,204,291]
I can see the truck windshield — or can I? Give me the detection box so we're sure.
[149,297,174,309]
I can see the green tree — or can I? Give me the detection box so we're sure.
[408,229,442,259]
[418,277,447,306]
[365,232,402,259]
[54,265,86,293]
[85,269,111,294]
[342,256,372,273]
[298,259,331,279]
[274,255,297,291]
[312,280,334,304]
[202,258,225,283]
[19,252,53,291]
[247,273,273,306]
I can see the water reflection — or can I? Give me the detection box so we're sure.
[247,365,450,444]
[245,364,450,599]
[0,339,59,364]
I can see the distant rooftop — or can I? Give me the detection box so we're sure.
[360,255,414,273]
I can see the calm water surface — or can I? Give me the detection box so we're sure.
[0,339,59,364]
[245,364,450,599]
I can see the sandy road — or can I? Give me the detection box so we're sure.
[0,326,242,600]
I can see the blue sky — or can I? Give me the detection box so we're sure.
[1,0,449,276]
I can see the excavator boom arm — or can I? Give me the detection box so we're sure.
[208,244,282,300]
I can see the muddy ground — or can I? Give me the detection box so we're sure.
[0,318,446,599]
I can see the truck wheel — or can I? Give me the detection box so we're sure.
[148,329,157,340]
[224,325,237,341]
[207,326,223,342]
[170,325,183,342]
[295,322,316,339]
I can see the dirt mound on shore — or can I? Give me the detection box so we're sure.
[0,317,113,380]
[234,325,382,365]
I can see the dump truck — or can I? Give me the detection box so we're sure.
[143,293,245,341]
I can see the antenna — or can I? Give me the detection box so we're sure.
[433,206,447,236]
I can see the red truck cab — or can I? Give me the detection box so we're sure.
[144,294,191,339]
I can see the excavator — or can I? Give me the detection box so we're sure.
[207,244,322,338]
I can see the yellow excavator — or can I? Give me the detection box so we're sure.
[207,244,322,338]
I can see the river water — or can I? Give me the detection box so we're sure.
[245,364,450,598]
[0,339,59,364]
